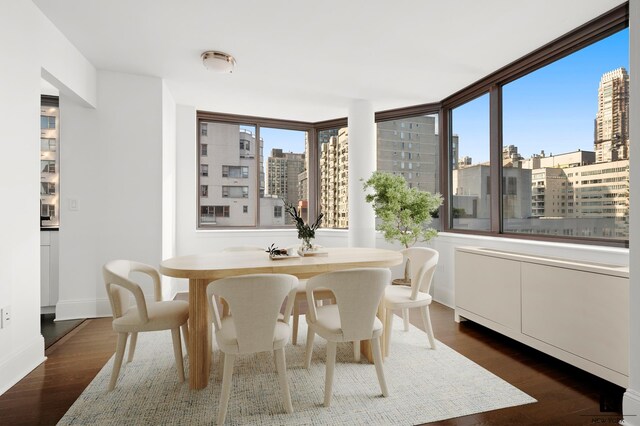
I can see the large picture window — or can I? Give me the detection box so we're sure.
[441,7,628,247]
[197,113,313,229]
[502,28,629,240]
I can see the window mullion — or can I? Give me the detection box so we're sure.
[489,85,503,234]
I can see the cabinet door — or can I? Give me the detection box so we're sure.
[521,263,629,376]
[40,246,50,307]
[455,251,521,331]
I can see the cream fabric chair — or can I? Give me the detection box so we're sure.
[207,274,298,426]
[285,245,335,346]
[102,260,189,391]
[304,268,390,407]
[384,247,439,355]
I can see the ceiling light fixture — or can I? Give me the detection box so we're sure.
[201,51,236,74]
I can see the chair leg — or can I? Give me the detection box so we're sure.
[353,340,361,362]
[304,327,315,369]
[402,308,410,331]
[371,336,389,397]
[108,332,128,391]
[384,308,393,356]
[274,347,293,414]
[420,305,437,349]
[218,351,225,381]
[181,323,189,356]
[292,303,300,346]
[217,353,235,426]
[127,332,137,363]
[324,341,337,407]
[171,328,185,382]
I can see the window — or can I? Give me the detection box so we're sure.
[502,28,629,241]
[200,164,208,177]
[41,138,56,152]
[274,206,282,217]
[40,115,55,129]
[41,182,55,195]
[222,165,249,178]
[376,113,440,229]
[200,123,207,136]
[222,186,249,198]
[41,160,56,173]
[41,203,55,218]
[441,6,628,246]
[450,94,490,231]
[197,114,312,229]
[201,144,207,156]
[200,205,229,223]
[200,185,208,197]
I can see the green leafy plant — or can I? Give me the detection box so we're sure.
[363,171,443,249]
[284,203,324,246]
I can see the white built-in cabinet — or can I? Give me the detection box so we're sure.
[40,230,59,311]
[455,246,629,387]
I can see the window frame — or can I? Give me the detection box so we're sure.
[196,111,317,229]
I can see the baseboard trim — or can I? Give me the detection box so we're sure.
[0,335,45,396]
[55,298,111,321]
[623,389,640,425]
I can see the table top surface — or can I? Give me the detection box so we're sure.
[160,247,403,280]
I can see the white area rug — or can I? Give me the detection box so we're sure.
[59,317,535,425]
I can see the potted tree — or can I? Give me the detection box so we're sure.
[363,171,442,284]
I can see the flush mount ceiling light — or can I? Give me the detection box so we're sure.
[201,51,236,73]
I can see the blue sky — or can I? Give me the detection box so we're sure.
[453,28,629,164]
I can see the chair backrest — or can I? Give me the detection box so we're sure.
[207,274,298,354]
[402,247,439,300]
[103,260,162,324]
[306,268,390,341]
[222,246,264,252]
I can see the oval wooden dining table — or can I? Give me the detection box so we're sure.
[160,247,403,390]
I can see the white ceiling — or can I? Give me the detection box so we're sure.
[34,0,625,122]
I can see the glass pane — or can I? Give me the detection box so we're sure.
[319,127,349,229]
[450,94,490,231]
[376,114,441,230]
[261,127,308,226]
[198,122,257,227]
[502,28,629,240]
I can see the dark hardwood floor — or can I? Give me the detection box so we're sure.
[0,302,624,425]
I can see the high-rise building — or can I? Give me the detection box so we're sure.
[199,123,284,226]
[266,148,305,223]
[40,101,60,228]
[594,67,629,163]
[320,128,349,228]
[376,116,440,193]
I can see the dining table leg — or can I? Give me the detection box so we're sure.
[360,301,387,362]
[189,278,211,390]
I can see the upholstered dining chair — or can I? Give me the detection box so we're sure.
[304,268,390,407]
[207,274,298,426]
[383,247,439,355]
[102,260,189,391]
[285,245,335,346]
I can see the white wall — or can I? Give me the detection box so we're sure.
[162,82,177,300]
[0,0,97,396]
[57,71,165,320]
